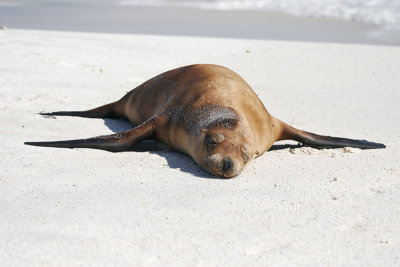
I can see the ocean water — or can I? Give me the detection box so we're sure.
[119,0,400,31]
[1,0,399,44]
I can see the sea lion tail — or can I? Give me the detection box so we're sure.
[39,102,119,118]
[25,118,156,152]
[277,120,386,149]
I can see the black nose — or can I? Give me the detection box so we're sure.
[222,157,234,173]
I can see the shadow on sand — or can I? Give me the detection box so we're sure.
[103,118,220,179]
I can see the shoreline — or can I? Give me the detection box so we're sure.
[1,4,399,46]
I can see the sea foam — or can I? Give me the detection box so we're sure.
[119,0,400,30]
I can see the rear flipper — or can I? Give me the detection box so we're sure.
[279,121,385,149]
[40,102,119,119]
[25,117,157,152]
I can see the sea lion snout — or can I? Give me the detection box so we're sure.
[204,153,242,178]
[222,157,234,173]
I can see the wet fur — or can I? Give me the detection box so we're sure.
[168,105,238,134]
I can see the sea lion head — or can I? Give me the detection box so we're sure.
[198,127,253,178]
[183,104,253,178]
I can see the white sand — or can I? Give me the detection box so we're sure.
[0,29,399,266]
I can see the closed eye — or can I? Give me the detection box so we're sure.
[205,136,217,148]
[208,139,217,146]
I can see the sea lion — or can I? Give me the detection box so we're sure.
[25,64,385,178]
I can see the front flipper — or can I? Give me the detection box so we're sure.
[294,133,386,149]
[277,119,386,149]
[25,117,157,152]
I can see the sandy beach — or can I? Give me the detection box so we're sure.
[0,29,399,265]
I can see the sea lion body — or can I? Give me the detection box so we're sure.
[25,64,385,178]
[120,65,275,152]
[112,64,278,176]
